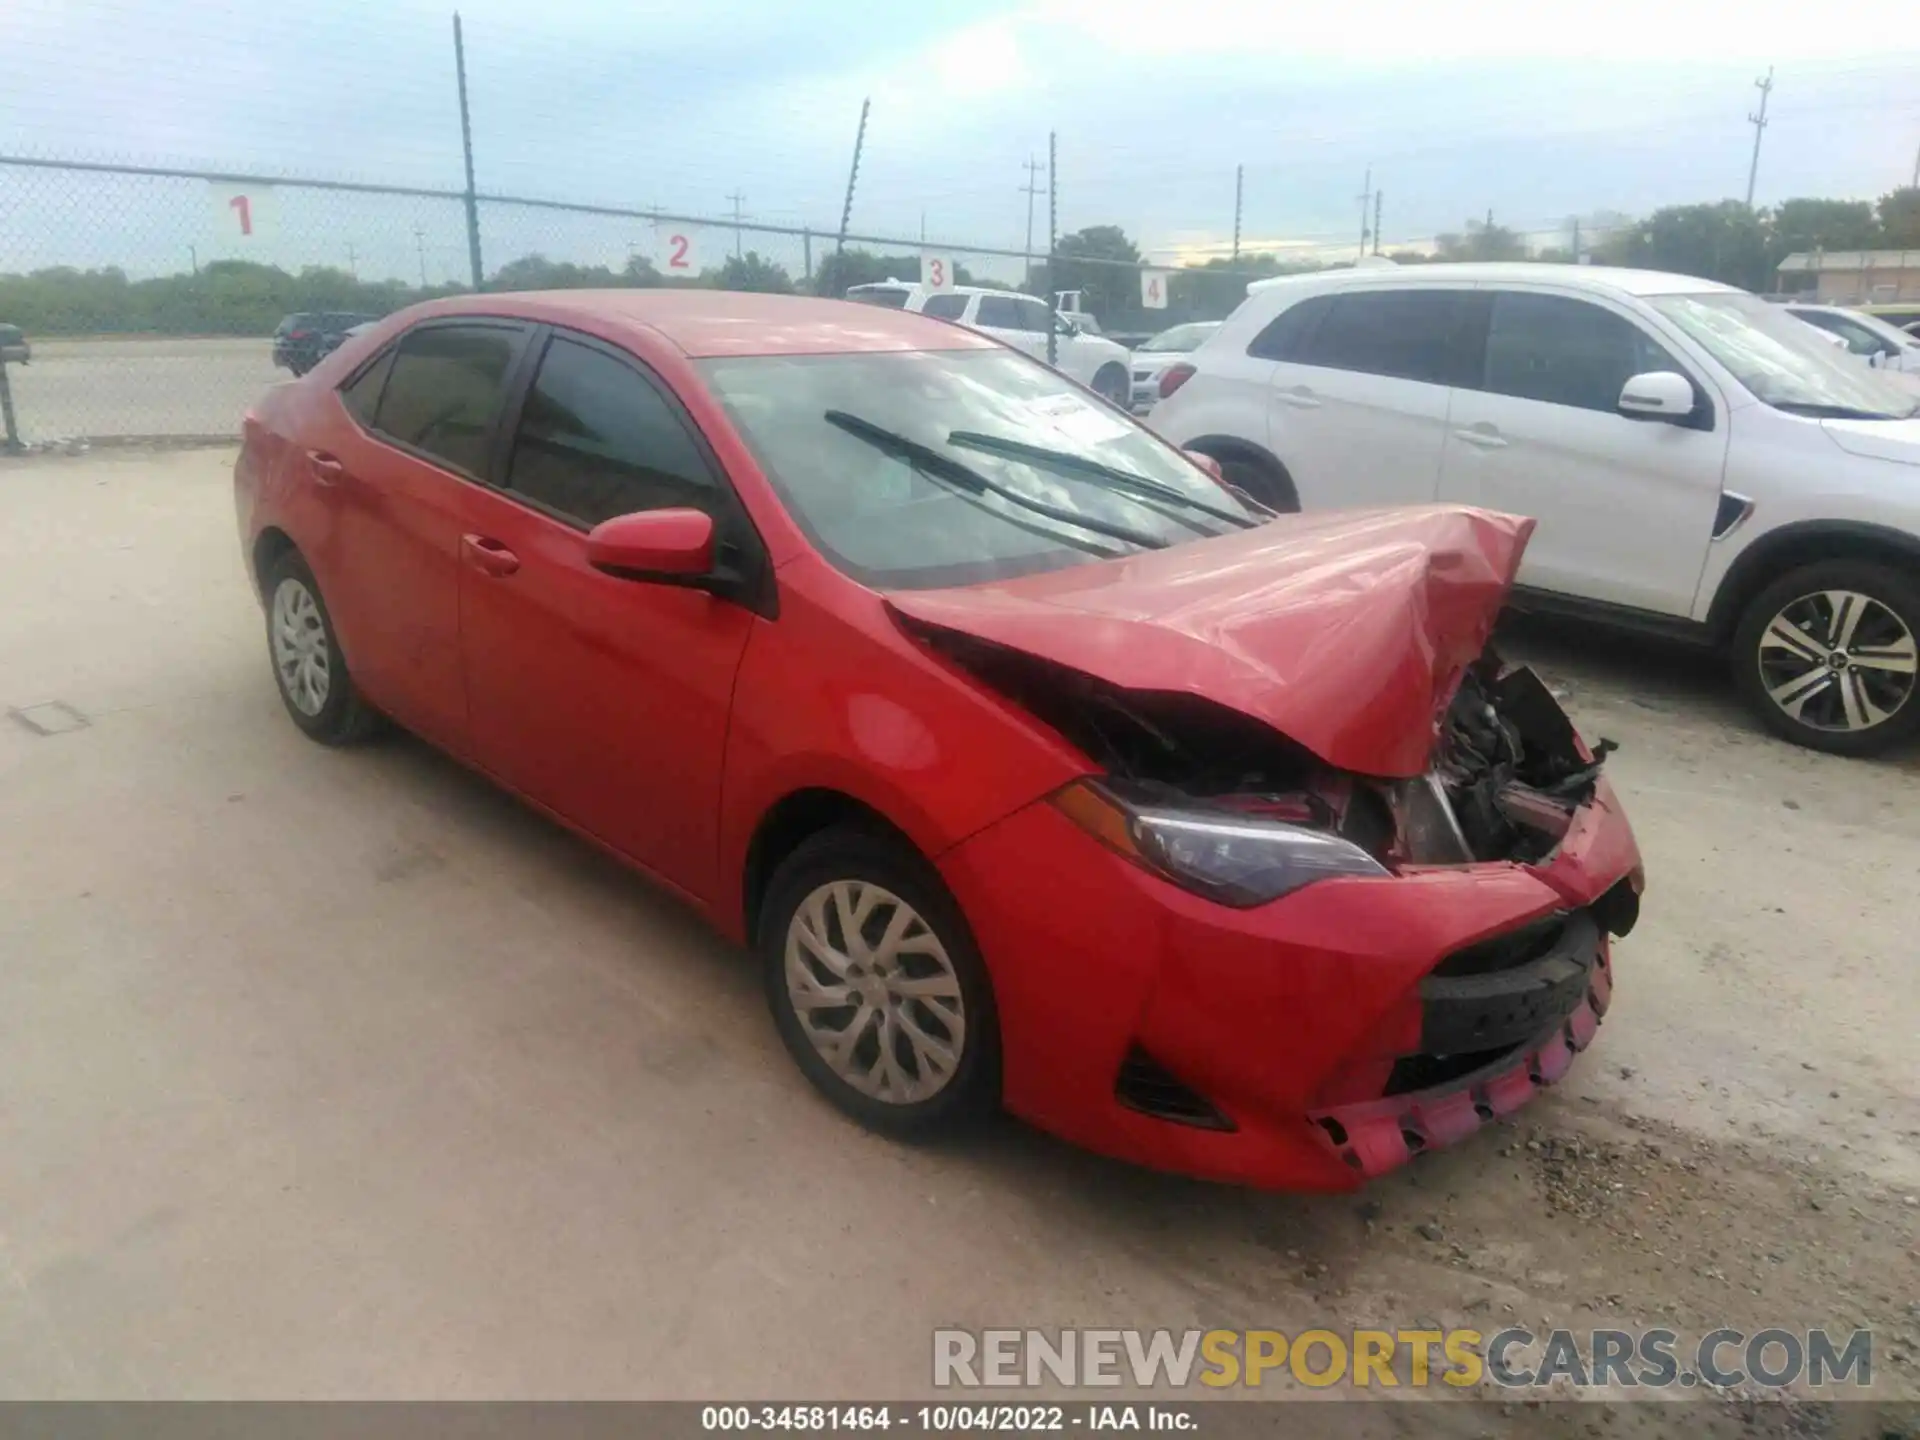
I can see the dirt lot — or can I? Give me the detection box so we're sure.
[0,448,1914,1431]
[4,337,277,443]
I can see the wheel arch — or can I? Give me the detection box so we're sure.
[741,787,923,947]
[1177,434,1300,510]
[251,526,298,601]
[1705,520,1920,640]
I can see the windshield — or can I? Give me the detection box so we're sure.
[1137,322,1218,353]
[698,349,1261,590]
[1648,292,1919,420]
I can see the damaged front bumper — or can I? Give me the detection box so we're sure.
[938,754,1643,1192]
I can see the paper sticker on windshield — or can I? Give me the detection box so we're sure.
[1027,391,1133,446]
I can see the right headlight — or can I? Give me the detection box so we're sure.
[1050,779,1388,908]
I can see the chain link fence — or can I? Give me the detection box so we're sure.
[0,156,1259,448]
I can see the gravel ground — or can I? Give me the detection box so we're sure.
[0,447,1913,1433]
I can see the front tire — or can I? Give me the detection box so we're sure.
[264,550,384,746]
[1731,559,1920,756]
[760,827,999,1137]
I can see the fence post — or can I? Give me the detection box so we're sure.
[1046,130,1058,370]
[0,364,21,454]
[803,229,813,285]
[453,13,485,290]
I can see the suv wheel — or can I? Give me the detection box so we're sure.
[1090,364,1130,408]
[264,550,385,745]
[1732,560,1920,755]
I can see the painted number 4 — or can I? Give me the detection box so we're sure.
[1141,271,1167,310]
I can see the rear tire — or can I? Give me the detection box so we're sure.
[1091,363,1130,409]
[1186,442,1299,514]
[759,827,999,1138]
[1731,559,1920,756]
[263,550,385,746]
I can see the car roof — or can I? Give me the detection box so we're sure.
[407,289,999,358]
[1247,262,1740,299]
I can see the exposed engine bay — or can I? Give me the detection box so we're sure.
[914,625,1610,868]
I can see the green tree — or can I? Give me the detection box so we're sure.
[1434,219,1528,262]
[712,251,795,294]
[1878,187,1920,248]
[1597,201,1771,288]
[1165,254,1318,324]
[1036,225,1141,326]
[1766,197,1879,270]
[810,247,920,297]
[489,253,628,290]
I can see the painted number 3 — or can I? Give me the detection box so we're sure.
[668,235,691,269]
[229,195,252,236]
[929,259,945,287]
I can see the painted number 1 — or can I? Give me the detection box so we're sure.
[229,195,253,236]
[668,235,691,269]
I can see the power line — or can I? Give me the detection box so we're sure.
[1745,65,1774,208]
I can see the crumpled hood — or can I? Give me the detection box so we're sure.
[1821,414,1920,466]
[887,505,1535,779]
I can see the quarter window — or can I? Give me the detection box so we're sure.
[1482,293,1683,413]
[340,348,394,425]
[373,323,522,476]
[505,336,718,528]
[1247,295,1332,361]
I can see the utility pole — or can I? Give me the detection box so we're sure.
[1911,135,1918,189]
[1232,164,1244,262]
[414,225,428,288]
[453,13,484,290]
[346,242,358,279]
[1021,155,1047,275]
[188,245,198,277]
[1745,66,1774,208]
[802,229,813,284]
[1046,130,1058,370]
[1372,190,1383,256]
[1571,217,1582,264]
[1356,167,1372,261]
[836,98,870,256]
[726,191,746,259]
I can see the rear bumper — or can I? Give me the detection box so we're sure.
[940,778,1641,1191]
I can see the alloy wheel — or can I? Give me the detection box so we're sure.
[784,880,967,1105]
[1756,588,1917,734]
[271,577,332,717]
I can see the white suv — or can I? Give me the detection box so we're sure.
[845,282,1134,406]
[1151,263,1920,756]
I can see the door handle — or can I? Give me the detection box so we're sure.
[461,533,521,577]
[1453,424,1508,449]
[1276,386,1320,409]
[307,450,346,485]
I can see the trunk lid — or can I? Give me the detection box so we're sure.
[887,505,1534,778]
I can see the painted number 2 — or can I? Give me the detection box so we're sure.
[229,195,253,236]
[668,235,691,269]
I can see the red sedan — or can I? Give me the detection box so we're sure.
[235,291,1643,1191]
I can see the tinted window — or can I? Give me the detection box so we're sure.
[374,324,520,475]
[506,337,717,528]
[340,348,394,425]
[1248,295,1332,360]
[975,295,1023,329]
[1013,299,1055,334]
[1298,290,1473,385]
[922,293,969,320]
[1483,293,1681,412]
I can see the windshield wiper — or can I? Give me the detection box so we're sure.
[823,411,1170,552]
[946,430,1258,530]
[1772,400,1911,421]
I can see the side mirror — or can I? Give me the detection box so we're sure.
[587,508,714,581]
[1617,371,1695,423]
[1183,449,1225,482]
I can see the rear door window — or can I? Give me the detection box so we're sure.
[372,322,525,477]
[1296,289,1477,386]
[1012,298,1055,334]
[921,294,969,320]
[974,295,1023,329]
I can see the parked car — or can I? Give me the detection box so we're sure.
[1151,264,1920,756]
[234,290,1642,1191]
[272,312,377,376]
[845,282,1134,406]
[1129,321,1220,413]
[1786,303,1920,373]
[0,322,29,364]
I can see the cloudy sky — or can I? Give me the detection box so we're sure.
[2,0,1917,282]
